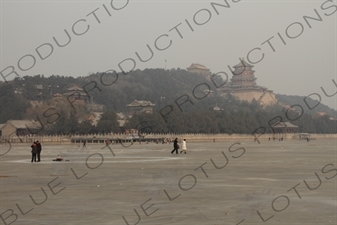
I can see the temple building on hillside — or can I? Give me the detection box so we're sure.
[58,85,105,112]
[86,103,105,112]
[35,85,43,100]
[63,85,89,103]
[127,100,155,115]
[52,93,64,102]
[186,63,212,77]
[219,59,276,106]
[271,121,298,134]
[85,112,103,126]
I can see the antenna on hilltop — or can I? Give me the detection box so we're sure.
[165,59,167,70]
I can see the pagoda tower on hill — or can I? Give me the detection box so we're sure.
[220,59,276,106]
[230,60,257,88]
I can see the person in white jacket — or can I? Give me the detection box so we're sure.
[180,139,187,154]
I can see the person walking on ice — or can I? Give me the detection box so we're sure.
[180,139,187,154]
[171,138,179,154]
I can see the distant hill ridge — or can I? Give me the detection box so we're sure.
[1,68,336,122]
[275,94,337,119]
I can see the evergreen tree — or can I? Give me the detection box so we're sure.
[96,111,119,133]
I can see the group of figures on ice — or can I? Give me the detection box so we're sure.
[171,138,187,154]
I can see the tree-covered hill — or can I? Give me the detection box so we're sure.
[84,68,219,113]
[276,94,336,118]
[0,84,29,123]
[0,69,336,134]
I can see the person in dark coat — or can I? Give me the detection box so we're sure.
[36,140,42,162]
[171,138,179,154]
[31,142,38,163]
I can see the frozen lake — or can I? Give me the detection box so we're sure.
[0,139,336,225]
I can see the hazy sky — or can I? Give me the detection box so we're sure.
[1,0,336,109]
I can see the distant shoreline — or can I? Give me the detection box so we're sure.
[1,133,337,145]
